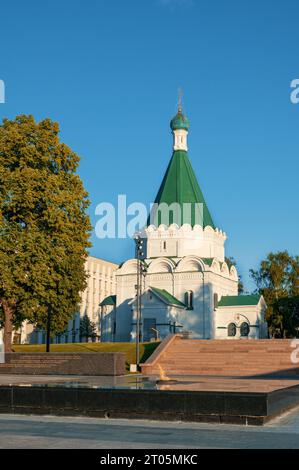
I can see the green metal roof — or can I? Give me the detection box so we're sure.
[150,286,186,308]
[170,110,190,131]
[201,257,214,267]
[218,295,261,307]
[99,295,116,307]
[149,150,215,228]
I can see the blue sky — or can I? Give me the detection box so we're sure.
[0,0,298,290]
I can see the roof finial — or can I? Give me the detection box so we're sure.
[178,87,183,113]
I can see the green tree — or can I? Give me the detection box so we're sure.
[79,315,98,342]
[225,256,244,294]
[250,251,299,338]
[0,115,91,352]
[267,296,299,338]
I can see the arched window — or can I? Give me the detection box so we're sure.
[228,323,237,337]
[240,322,250,337]
[185,290,194,310]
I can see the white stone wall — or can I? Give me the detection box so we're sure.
[130,293,179,342]
[20,256,118,344]
[114,254,238,341]
[80,256,117,323]
[173,128,188,151]
[214,299,267,340]
[143,224,226,261]
[100,305,116,342]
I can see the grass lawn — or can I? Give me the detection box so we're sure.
[13,341,160,371]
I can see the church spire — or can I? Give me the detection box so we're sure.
[170,91,189,151]
[149,101,215,228]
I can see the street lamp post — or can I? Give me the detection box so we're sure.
[46,304,52,353]
[135,236,145,368]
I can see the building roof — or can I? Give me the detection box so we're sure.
[87,256,119,268]
[218,294,261,307]
[149,149,215,228]
[99,295,116,307]
[201,257,214,267]
[150,286,186,308]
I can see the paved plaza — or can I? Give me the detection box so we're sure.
[0,408,299,449]
[1,374,299,448]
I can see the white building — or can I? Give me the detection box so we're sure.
[20,256,118,344]
[100,105,268,342]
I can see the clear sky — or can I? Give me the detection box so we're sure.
[0,0,298,291]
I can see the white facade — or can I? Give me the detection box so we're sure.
[19,256,118,344]
[100,233,267,342]
[144,224,226,261]
[173,128,188,151]
[215,297,268,340]
[102,232,238,342]
[100,106,268,343]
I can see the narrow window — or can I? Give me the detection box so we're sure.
[240,322,250,337]
[185,290,194,310]
[228,323,237,337]
[214,293,218,310]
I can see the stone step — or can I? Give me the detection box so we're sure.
[141,336,299,377]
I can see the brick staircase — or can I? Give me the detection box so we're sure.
[0,352,125,376]
[141,335,299,377]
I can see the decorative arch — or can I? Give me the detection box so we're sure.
[168,223,180,231]
[211,259,221,274]
[176,256,205,273]
[181,223,193,232]
[193,224,204,234]
[117,259,138,275]
[233,313,250,326]
[203,225,215,235]
[147,257,175,274]
[229,265,238,281]
[220,261,229,277]
[146,224,156,233]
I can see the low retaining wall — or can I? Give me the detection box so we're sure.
[1,383,299,425]
[0,353,126,376]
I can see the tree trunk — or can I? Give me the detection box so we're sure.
[2,300,14,353]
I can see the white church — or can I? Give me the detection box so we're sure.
[100,104,268,342]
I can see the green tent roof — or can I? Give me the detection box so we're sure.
[99,295,116,307]
[150,287,186,308]
[218,295,261,307]
[149,150,215,228]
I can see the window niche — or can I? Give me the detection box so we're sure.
[185,290,194,310]
[227,323,237,337]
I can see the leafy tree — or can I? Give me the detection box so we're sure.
[225,256,244,294]
[0,115,91,352]
[250,251,299,337]
[267,296,299,338]
[80,315,98,342]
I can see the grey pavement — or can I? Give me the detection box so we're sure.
[0,407,299,449]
